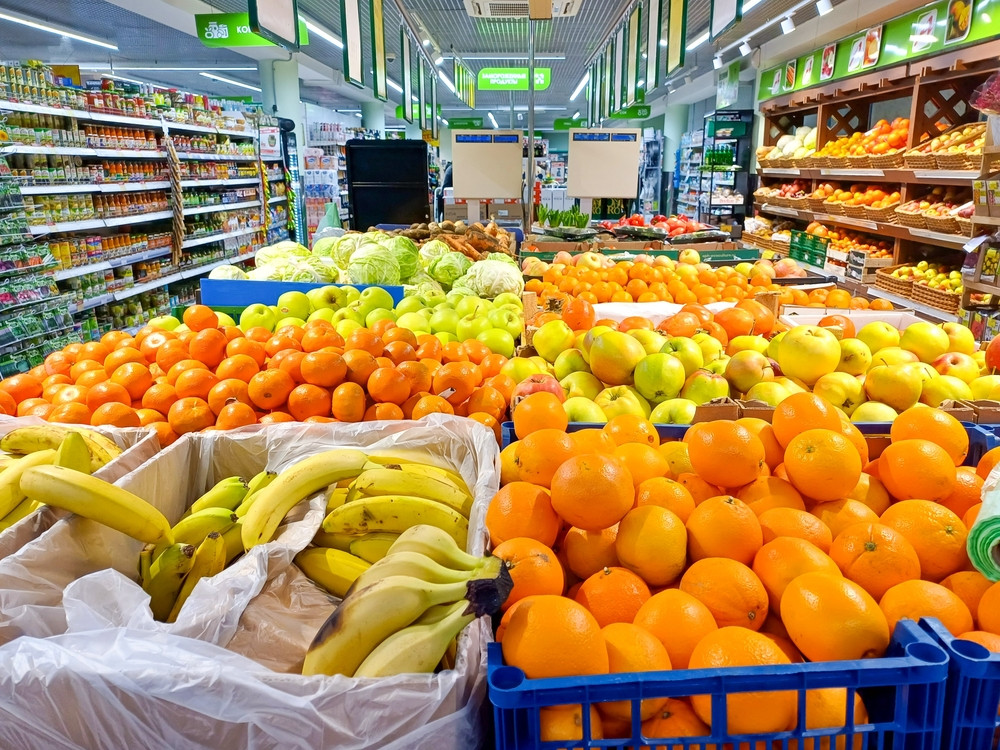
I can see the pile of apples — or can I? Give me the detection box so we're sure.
[898,186,973,220]
[892,261,963,296]
[911,122,986,156]
[813,118,910,157]
[758,180,809,200]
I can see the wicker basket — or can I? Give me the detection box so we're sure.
[766,194,788,207]
[808,156,830,168]
[895,208,927,229]
[957,216,973,236]
[787,196,809,211]
[843,203,869,219]
[806,197,831,212]
[904,151,938,169]
[757,159,775,170]
[847,154,871,169]
[825,155,850,168]
[791,157,814,168]
[912,284,961,314]
[821,199,845,215]
[923,212,960,234]
[870,150,906,169]
[936,152,977,170]
[865,202,900,224]
[875,265,916,297]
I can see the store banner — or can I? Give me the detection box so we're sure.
[447,117,484,129]
[666,0,686,73]
[476,68,551,91]
[610,104,651,119]
[401,28,413,123]
[711,0,742,41]
[614,26,625,113]
[341,0,364,88]
[554,117,585,130]
[249,0,300,50]
[603,48,613,120]
[418,57,428,130]
[716,60,740,109]
[645,0,663,92]
[625,5,641,107]
[431,74,439,139]
[196,13,309,48]
[370,0,387,101]
[759,0,1000,101]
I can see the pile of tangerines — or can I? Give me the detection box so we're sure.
[0,305,513,446]
[488,391,1000,746]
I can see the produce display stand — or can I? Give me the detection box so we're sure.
[193,278,405,318]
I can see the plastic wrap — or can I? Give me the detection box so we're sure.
[593,300,736,324]
[970,463,1000,581]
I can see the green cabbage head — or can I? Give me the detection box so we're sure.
[454,259,524,298]
[429,252,472,287]
[387,236,419,281]
[348,243,401,285]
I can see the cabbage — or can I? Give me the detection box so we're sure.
[297,255,337,282]
[429,252,472,287]
[332,233,364,269]
[255,241,309,266]
[404,270,444,297]
[454,259,524,298]
[347,243,400,285]
[208,264,247,280]
[487,252,516,266]
[312,236,338,258]
[387,236,419,281]
[418,239,450,269]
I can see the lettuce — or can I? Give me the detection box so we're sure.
[332,233,363,269]
[347,243,401,285]
[454,259,524,298]
[429,252,472,287]
[487,252,517,266]
[312,236,338,258]
[208,265,247,280]
[255,241,309,266]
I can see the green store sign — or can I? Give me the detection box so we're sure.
[447,117,484,129]
[196,13,309,48]
[610,104,651,119]
[554,117,585,130]
[759,0,998,101]
[477,68,551,91]
[395,102,440,119]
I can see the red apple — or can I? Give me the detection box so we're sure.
[511,373,565,410]
[985,336,1000,374]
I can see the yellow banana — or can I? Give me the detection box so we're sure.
[234,470,277,518]
[388,524,483,570]
[72,429,122,463]
[349,532,399,563]
[167,532,227,623]
[138,544,154,587]
[20,465,173,545]
[363,455,467,490]
[156,507,237,559]
[220,519,245,565]
[0,498,40,533]
[0,449,56,519]
[349,550,475,593]
[325,487,349,514]
[312,530,356,550]
[347,467,473,517]
[241,449,368,550]
[295,547,371,598]
[188,476,248,515]
[0,425,118,471]
[322,496,469,550]
[145,543,195,621]
[54,432,93,474]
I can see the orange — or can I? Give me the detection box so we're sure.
[286,384,332,421]
[539,705,603,746]
[688,628,795,735]
[16,398,48,417]
[215,401,258,429]
[829,522,922,600]
[174,368,219,401]
[839,419,871,466]
[90,402,140,428]
[410,394,454,419]
[965,503,982,528]
[634,589,718,670]
[215,354,259,382]
[20,401,52,419]
[207,379,251,416]
[298,351,347,389]
[330,382,366,422]
[50,384,88,407]
[679,558,768,630]
[493,538,565,610]
[811,499,879,538]
[74,341,111,365]
[188,329,228,370]
[615,505,688,587]
[137,330,176,361]
[85,381,131,412]
[640,699,712,750]
[102,347,146,377]
[959,631,1000,652]
[48,402,91,425]
[736,417,784,469]
[879,580,973,636]
[561,298,596,330]
[890,407,969,465]
[363,403,405,421]
[575,567,651,627]
[771,392,843,448]
[602,415,660,447]
[345,328,383,357]
[676,473,722,504]
[300,327,344,353]
[612,443,668,488]
[501,595,609,679]
[248,370,295,411]
[599,623,671,723]
[783,428,862,503]
[939,467,984,518]
[155,341,190,372]
[134,407,164,427]
[366,368,409,405]
[684,421,765,488]
[976,446,1000,480]
[940,571,994,629]
[431,361,480,407]
[752,537,842,615]
[465,386,507,422]
[759,507,834,552]
[226,337,267,367]
[512,391,568,439]
[635,477,696,522]
[562,526,619,580]
[977,583,1000,635]
[486,482,561,548]
[879,439,957,502]
[167,397,215,434]
[685,495,763,565]
[550,454,634,531]
[260,411,295,425]
[879,500,968,582]
[0,390,14,416]
[69,359,105,381]
[844,473,892,516]
[782,571,890,661]
[800,688,869,750]
[166,359,207,385]
[264,335,300,358]
[182,305,218,332]
[736,476,806,516]
[511,429,577,488]
[141,382,178,414]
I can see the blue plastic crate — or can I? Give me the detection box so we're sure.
[198,279,405,309]
[919,618,1000,750]
[488,619,947,750]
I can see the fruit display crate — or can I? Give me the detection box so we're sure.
[197,279,406,311]
[487,619,948,750]
[919,618,1000,750]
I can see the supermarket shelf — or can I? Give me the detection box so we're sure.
[102,210,173,228]
[182,200,260,216]
[181,227,262,250]
[2,145,97,157]
[865,286,958,322]
[964,280,1000,294]
[19,184,101,195]
[176,152,257,162]
[268,195,287,204]
[0,261,58,280]
[971,214,1000,226]
[759,166,979,186]
[56,262,110,280]
[100,181,172,193]
[0,293,75,318]
[69,293,114,313]
[93,148,167,159]
[112,251,257,301]
[54,247,173,281]
[29,219,105,235]
[0,323,75,351]
[180,178,260,188]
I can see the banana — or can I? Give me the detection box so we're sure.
[364,455,468,490]
[312,530,356,550]
[167,532,226,623]
[233,470,277,518]
[323,497,469,550]
[241,449,368,550]
[73,429,122,463]
[19,465,173,545]
[325,487,349,514]
[352,600,474,678]
[349,532,399,563]
[0,425,119,471]
[0,449,57,519]
[295,547,371,598]
[54,432,93,474]
[138,544,154,587]
[388,524,483,571]
[156,507,237,559]
[188,476,249,515]
[347,468,473,518]
[440,636,459,671]
[220,519,246,565]
[145,543,195,621]
[0,498,40,533]
[350,550,475,593]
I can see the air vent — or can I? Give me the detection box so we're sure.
[463,0,582,18]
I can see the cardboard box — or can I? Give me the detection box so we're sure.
[738,399,775,422]
[967,399,1000,424]
[937,399,977,423]
[443,203,488,222]
[487,201,524,223]
[595,240,666,251]
[692,398,741,422]
[521,239,595,254]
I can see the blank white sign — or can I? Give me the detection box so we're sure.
[567,128,642,199]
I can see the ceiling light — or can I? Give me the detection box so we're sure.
[434,56,444,65]
[713,55,723,69]
[0,10,117,50]
[422,39,431,46]
[95,73,160,87]
[487,112,499,129]
[637,79,645,87]
[200,72,262,93]
[387,78,403,93]
[781,17,796,33]
[569,72,589,101]
[303,18,344,48]
[355,113,363,118]
[816,0,833,14]
[438,72,456,93]
[743,0,764,11]
[572,111,580,119]
[441,118,449,126]
[81,65,256,72]
[686,31,709,50]
[739,41,752,56]
[442,53,566,60]
[641,52,647,59]
[659,39,667,47]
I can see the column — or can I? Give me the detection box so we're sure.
[405,121,422,139]
[258,59,304,150]
[361,102,386,137]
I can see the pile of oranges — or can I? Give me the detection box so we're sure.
[488,392,1000,746]
[0,305,514,446]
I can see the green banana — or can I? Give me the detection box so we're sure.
[295,547,371,598]
[54,432,93,474]
[352,600,474,678]
[167,532,227,623]
[350,550,476,593]
[234,470,277,518]
[20,465,173,544]
[349,532,399,563]
[188,476,248,515]
[241,449,368,550]
[388,524,483,571]
[0,498,40,533]
[322,496,469,550]
[347,467,474,518]
[145,543,196,621]
[0,450,57,518]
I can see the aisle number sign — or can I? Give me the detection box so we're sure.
[759,0,1000,101]
[196,13,309,47]
[477,68,551,91]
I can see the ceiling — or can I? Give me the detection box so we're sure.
[0,0,840,128]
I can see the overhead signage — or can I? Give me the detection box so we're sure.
[448,117,484,129]
[370,0,387,101]
[249,0,300,50]
[456,133,519,143]
[196,13,309,47]
[401,29,413,123]
[554,117,584,130]
[711,0,742,41]
[394,102,439,119]
[625,5,641,107]
[453,58,476,107]
[645,0,663,92]
[476,68,551,91]
[717,60,741,109]
[666,0,687,74]
[610,104,651,119]
[759,0,1000,101]
[341,0,364,88]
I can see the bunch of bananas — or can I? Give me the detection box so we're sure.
[301,525,512,678]
[0,425,121,532]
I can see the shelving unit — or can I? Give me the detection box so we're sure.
[700,110,753,226]
[673,130,703,217]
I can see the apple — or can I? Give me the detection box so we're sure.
[239,303,277,332]
[338,286,362,306]
[634,353,687,404]
[662,337,705,377]
[333,307,365,325]
[773,376,807,394]
[533,320,577,364]
[974,351,988,375]
[870,347,919,367]
[335,319,363,338]
[766,331,786,361]
[306,286,345,312]
[396,312,432,334]
[830,337,871,376]
[421,291,448,308]
[920,375,972,406]
[851,401,899,423]
[900,321,950,363]
[680,369,730,405]
[501,357,547,384]
[487,308,524,339]
[561,371,604,400]
[678,249,701,265]
[650,398,698,425]
[429,308,460,335]
[456,314,493,342]
[727,335,770,356]
[435,332,458,344]
[563,397,608,423]
[735,262,754,276]
[971,374,1000,400]
[692,332,724,364]
[356,286,395,318]
[942,322,976,354]
[575,251,606,271]
[308,308,337,324]
[275,316,306,330]
[595,386,650,419]
[813,372,866,416]
[528,356,553,374]
[511,374,565,410]
[456,296,490,318]
[149,315,181,331]
[589,331,646,386]
[276,291,310,321]
[477,329,516,357]
[215,311,236,327]
[746,381,791,406]
[724,350,775,394]
[581,325,616,357]
[778,326,841,386]
[393,296,426,316]
[703,356,730,375]
[857,322,900,354]
[493,292,523,309]
[554,349,591,380]
[365,308,397,328]
[985,336,1000,374]
[933,352,980,384]
[864,364,922,411]
[629,329,668,356]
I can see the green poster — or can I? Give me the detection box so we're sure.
[476,68,552,91]
[341,0,364,88]
[418,57,427,130]
[716,60,740,109]
[196,13,309,48]
[370,0,387,101]
[625,5,641,107]
[448,117,484,129]
[610,104,651,119]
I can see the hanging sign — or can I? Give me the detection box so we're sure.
[665,0,687,74]
[341,0,364,88]
[401,29,413,123]
[418,57,428,130]
[476,68,552,91]
[196,13,309,47]
[613,26,625,112]
[625,5,641,107]
[710,0,742,41]
[249,0,300,50]
[370,0,387,101]
[448,117,484,129]
[716,60,741,109]
[431,74,439,139]
[645,0,663,92]
[610,104,651,119]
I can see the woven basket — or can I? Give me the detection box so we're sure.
[791,157,814,168]
[808,156,830,168]
[876,265,915,297]
[825,155,850,168]
[957,216,973,236]
[786,196,809,211]
[821,199,845,215]
[865,202,900,224]
[757,159,776,170]
[936,152,977,170]
[904,152,938,169]
[847,154,872,169]
[923,212,960,234]
[843,203,868,219]
[895,209,927,229]
[912,284,961,313]
[870,150,906,169]
[806,197,831,212]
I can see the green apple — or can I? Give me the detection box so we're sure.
[493,292,523,309]
[942,322,976,354]
[149,315,181,331]
[735,262,754,277]
[900,321,950,363]
[634,353,686,404]
[435,332,458,344]
[745,381,791,406]
[477,329,516,357]
[338,285,361,305]
[456,314,493,342]
[421,292,448,308]
[275,316,306,330]
[396,312,431,333]
[724,350,774,394]
[704,356,730,375]
[307,308,336,324]
[649,398,697,425]
[239,304,277,332]
[533,320,576,364]
[920,374,972,406]
[813,372,866,415]
[857,322,900,354]
[500,357,546,383]
[365,308,397,328]
[394,296,426,315]
[276,291,311,321]
[766,331,786,361]
[864,364,922,411]
[662,337,705,378]
[971,374,1000,400]
[429,308,460,335]
[773,376,807,394]
[628,329,668,356]
[680,369,730,404]
[692,332,724,364]
[974,350,988,375]
[355,286,394,317]
[173,324,190,333]
[215,311,236,327]
[456,296,490,318]
[561,371,603,400]
[306,286,345,312]
[335,319,363,338]
[837,338,872,376]
[727,335,770,356]
[595,386,650,419]
[554,349,591,380]
[487,308,524,339]
[851,401,899,422]
[417,308,435,320]
[563,396,608,423]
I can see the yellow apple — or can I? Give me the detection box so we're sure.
[857,322,900,354]
[863,364,922,411]
[813,372,867,415]
[777,326,841,386]
[899,321,950,363]
[920,375,973,406]
[851,401,899,422]
[837,338,872,376]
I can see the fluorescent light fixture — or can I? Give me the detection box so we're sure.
[569,72,589,101]
[572,111,581,119]
[442,53,565,60]
[816,0,833,14]
[96,73,158,87]
[0,10,117,50]
[687,31,709,50]
[441,118,449,126]
[200,72,262,93]
[81,65,255,72]
[641,52,647,59]
[355,113,363,118]
[387,78,403,93]
[487,112,499,128]
[303,18,344,48]
[434,56,444,65]
[743,0,764,11]
[713,55,723,69]
[780,17,796,33]
[739,41,752,56]
[438,72,456,93]
[637,79,645,87]
[422,39,431,46]
[659,38,667,46]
